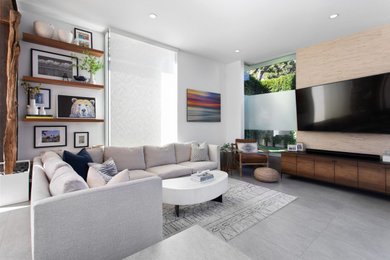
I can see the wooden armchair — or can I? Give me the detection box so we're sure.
[233,139,269,177]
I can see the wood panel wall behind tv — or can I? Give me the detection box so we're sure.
[296,23,390,155]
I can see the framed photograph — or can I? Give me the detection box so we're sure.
[296,142,304,151]
[187,89,221,122]
[28,87,51,109]
[31,49,78,80]
[57,95,96,118]
[74,28,93,48]
[34,126,67,148]
[74,132,89,148]
[287,145,297,152]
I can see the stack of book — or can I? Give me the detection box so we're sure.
[25,114,54,119]
[191,170,214,183]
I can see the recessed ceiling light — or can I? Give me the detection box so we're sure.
[329,13,339,19]
[149,13,158,19]
[235,49,240,53]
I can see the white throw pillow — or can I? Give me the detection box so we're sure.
[237,142,258,153]
[88,158,118,182]
[43,157,69,181]
[190,142,210,162]
[87,168,130,188]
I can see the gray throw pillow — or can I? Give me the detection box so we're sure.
[190,142,210,162]
[88,157,118,182]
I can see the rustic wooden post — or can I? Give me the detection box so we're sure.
[3,9,20,174]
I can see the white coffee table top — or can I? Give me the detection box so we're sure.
[162,170,228,206]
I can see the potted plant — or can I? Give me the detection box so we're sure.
[73,50,104,84]
[21,81,41,115]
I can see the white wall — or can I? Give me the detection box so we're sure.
[224,60,244,143]
[177,51,226,145]
[17,11,105,160]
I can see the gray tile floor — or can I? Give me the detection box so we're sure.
[1,156,390,259]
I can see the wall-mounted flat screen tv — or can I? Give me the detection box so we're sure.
[296,72,390,134]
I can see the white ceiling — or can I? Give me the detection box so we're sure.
[18,0,390,65]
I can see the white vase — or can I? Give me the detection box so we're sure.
[27,99,39,115]
[33,21,54,38]
[58,29,73,43]
[39,106,46,115]
[89,72,96,84]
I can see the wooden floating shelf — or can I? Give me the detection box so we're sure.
[23,118,104,123]
[22,76,104,90]
[23,32,104,57]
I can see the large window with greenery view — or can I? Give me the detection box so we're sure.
[244,56,297,152]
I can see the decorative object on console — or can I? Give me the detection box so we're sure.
[39,106,46,115]
[296,142,304,151]
[74,132,89,148]
[287,144,297,151]
[34,125,67,148]
[33,21,54,38]
[57,29,73,43]
[73,50,103,84]
[62,148,93,180]
[74,28,93,48]
[382,150,390,163]
[187,89,221,122]
[57,95,96,118]
[31,49,78,80]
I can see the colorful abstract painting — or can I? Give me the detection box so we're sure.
[187,89,221,122]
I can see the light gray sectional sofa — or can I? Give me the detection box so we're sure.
[31,143,220,260]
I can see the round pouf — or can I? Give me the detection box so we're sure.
[254,167,280,183]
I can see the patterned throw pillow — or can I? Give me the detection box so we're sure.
[88,157,118,182]
[237,142,258,153]
[190,142,210,162]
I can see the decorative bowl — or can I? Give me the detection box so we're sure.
[33,21,54,38]
[58,29,73,43]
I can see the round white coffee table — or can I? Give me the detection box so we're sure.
[162,170,228,217]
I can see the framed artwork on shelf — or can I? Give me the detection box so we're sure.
[187,88,221,122]
[74,132,89,148]
[31,49,78,81]
[74,28,93,48]
[28,87,51,109]
[34,125,67,148]
[57,95,96,118]
[287,145,297,152]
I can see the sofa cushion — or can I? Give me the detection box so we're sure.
[87,147,104,163]
[129,170,156,181]
[43,157,69,181]
[41,151,61,164]
[49,165,89,196]
[88,158,118,182]
[104,146,145,171]
[144,144,176,168]
[190,142,209,162]
[87,168,130,188]
[178,161,218,173]
[174,143,191,163]
[63,149,93,180]
[146,164,192,179]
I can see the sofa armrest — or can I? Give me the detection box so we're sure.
[31,157,51,203]
[31,176,162,260]
[208,144,221,170]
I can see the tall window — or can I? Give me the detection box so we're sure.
[108,32,177,146]
[244,55,297,151]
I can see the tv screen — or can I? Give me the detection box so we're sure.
[296,73,390,134]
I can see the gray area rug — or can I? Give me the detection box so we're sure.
[163,178,297,241]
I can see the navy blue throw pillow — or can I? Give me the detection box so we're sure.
[63,148,93,180]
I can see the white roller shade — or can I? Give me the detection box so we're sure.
[109,32,177,146]
[245,90,297,130]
